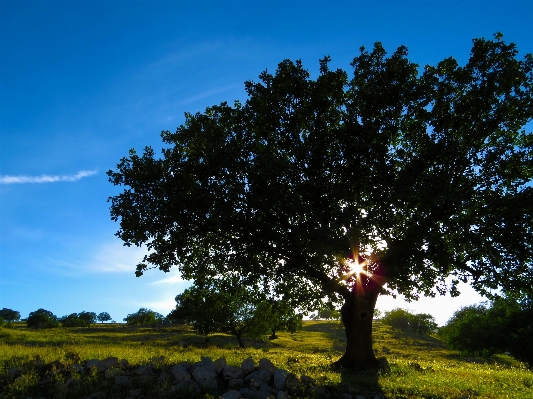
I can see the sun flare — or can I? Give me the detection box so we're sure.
[347,258,366,276]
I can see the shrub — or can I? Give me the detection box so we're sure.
[382,308,437,337]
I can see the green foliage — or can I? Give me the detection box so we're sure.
[124,308,164,325]
[26,309,60,329]
[383,308,411,331]
[439,303,501,356]
[0,316,4,327]
[108,33,533,301]
[0,308,21,322]
[60,313,89,328]
[506,297,533,368]
[97,311,112,323]
[168,281,302,347]
[439,297,533,366]
[59,311,98,328]
[408,313,438,337]
[382,308,437,337]
[311,308,341,320]
[269,299,303,337]
[78,311,97,327]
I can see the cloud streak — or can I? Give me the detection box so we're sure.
[0,170,98,184]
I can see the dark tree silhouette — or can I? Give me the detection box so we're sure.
[108,34,533,370]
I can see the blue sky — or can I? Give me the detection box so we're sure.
[1,0,531,326]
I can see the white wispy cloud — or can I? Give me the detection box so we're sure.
[0,170,98,184]
[45,240,148,276]
[85,241,148,274]
[150,274,185,285]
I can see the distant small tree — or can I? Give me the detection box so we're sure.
[0,308,21,322]
[318,308,333,320]
[97,312,112,323]
[60,313,88,328]
[267,299,303,339]
[27,309,59,329]
[0,317,4,327]
[124,308,163,326]
[382,308,411,332]
[168,280,297,347]
[373,309,382,320]
[78,311,97,327]
[409,313,437,337]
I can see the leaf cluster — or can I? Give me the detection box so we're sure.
[59,311,98,328]
[382,308,438,336]
[167,280,303,346]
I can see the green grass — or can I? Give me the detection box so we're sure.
[1,321,532,398]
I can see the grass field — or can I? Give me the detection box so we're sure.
[1,320,532,398]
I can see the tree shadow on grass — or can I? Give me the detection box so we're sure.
[325,367,386,399]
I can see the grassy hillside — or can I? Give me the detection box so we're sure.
[1,320,531,398]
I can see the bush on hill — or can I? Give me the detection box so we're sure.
[124,308,164,326]
[60,313,89,328]
[382,308,437,336]
[26,309,60,329]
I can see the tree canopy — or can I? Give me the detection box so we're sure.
[108,34,533,370]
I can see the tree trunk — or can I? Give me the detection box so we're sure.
[234,331,245,348]
[334,282,381,371]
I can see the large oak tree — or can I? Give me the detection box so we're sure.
[108,34,533,370]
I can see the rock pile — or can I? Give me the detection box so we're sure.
[4,355,387,399]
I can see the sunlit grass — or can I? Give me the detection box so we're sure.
[1,320,532,398]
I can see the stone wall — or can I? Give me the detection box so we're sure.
[4,355,387,399]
